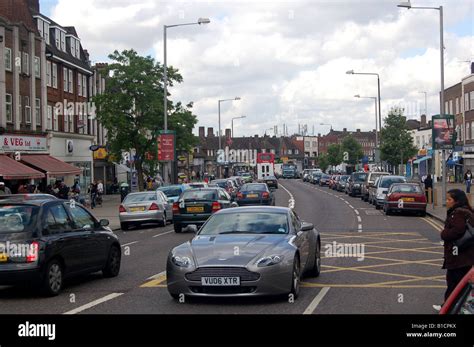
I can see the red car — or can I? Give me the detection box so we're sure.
[440,267,474,314]
[383,183,427,216]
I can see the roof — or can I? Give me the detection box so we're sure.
[0,155,45,180]
[0,0,38,33]
[20,155,82,177]
[215,206,290,215]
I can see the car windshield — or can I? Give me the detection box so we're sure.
[199,212,289,235]
[353,173,367,182]
[0,205,39,233]
[158,186,182,197]
[380,177,406,188]
[181,190,217,201]
[124,193,157,203]
[390,184,422,193]
[241,184,267,191]
[369,173,387,182]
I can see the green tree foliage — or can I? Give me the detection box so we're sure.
[380,107,417,169]
[318,153,329,172]
[341,135,364,165]
[327,144,343,167]
[93,49,198,190]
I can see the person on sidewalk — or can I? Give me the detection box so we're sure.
[464,170,472,193]
[433,189,474,312]
[424,174,433,203]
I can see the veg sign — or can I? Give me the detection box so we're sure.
[1,135,47,151]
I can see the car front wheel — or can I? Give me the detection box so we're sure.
[290,257,301,299]
[308,240,321,277]
[174,223,182,233]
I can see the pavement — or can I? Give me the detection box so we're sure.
[425,182,470,223]
[87,193,122,230]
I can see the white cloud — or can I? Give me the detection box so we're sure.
[49,0,474,136]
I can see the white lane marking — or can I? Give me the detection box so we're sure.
[344,201,350,204]
[147,271,166,280]
[153,230,174,238]
[303,287,330,314]
[355,210,360,215]
[348,205,354,209]
[121,241,139,247]
[63,293,124,315]
[279,183,295,209]
[358,224,363,232]
[357,216,362,223]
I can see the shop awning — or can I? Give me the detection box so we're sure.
[447,159,463,166]
[0,155,45,180]
[20,155,82,177]
[413,156,432,164]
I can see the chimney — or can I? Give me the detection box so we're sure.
[225,128,231,139]
[199,126,205,138]
[343,128,347,132]
[421,114,427,127]
[254,134,258,138]
[26,0,40,12]
[207,127,214,137]
[372,129,376,133]
[356,129,361,132]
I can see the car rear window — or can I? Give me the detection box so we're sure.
[352,173,368,182]
[124,193,157,203]
[369,173,387,182]
[158,187,182,197]
[241,184,267,191]
[380,177,406,188]
[182,190,217,201]
[0,205,39,233]
[199,212,289,235]
[391,184,422,193]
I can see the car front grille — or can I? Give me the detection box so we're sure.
[185,267,260,282]
[190,286,257,294]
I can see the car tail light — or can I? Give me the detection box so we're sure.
[26,242,39,263]
[172,202,180,214]
[237,192,244,199]
[212,201,221,212]
[262,192,270,199]
[119,205,126,213]
[149,203,159,211]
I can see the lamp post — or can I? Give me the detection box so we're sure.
[398,0,445,205]
[231,115,246,138]
[320,123,333,131]
[264,127,273,136]
[163,17,210,183]
[218,97,241,178]
[354,94,378,162]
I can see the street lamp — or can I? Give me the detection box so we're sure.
[231,115,246,138]
[346,70,382,148]
[419,91,428,116]
[354,94,378,147]
[264,127,273,136]
[163,17,210,183]
[398,0,445,205]
[218,97,241,177]
[320,123,333,131]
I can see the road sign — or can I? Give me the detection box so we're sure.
[157,131,175,161]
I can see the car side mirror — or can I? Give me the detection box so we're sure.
[100,219,110,227]
[300,222,314,231]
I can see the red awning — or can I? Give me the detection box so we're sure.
[0,155,45,180]
[20,155,82,177]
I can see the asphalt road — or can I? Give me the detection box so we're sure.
[0,179,447,314]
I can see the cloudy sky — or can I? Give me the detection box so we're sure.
[43,0,474,137]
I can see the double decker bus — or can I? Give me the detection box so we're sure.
[257,153,275,180]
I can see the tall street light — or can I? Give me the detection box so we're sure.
[320,123,333,131]
[398,0,445,205]
[231,115,246,138]
[163,17,210,183]
[346,69,382,148]
[218,97,241,178]
[354,94,378,156]
[419,91,428,116]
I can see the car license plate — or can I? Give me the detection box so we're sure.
[267,181,273,184]
[0,253,8,262]
[247,194,258,198]
[201,277,240,286]
[187,206,204,213]
[402,198,415,202]
[130,207,145,212]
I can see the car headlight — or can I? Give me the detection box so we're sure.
[171,255,193,267]
[256,255,284,267]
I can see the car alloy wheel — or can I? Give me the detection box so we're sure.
[42,260,63,296]
[160,213,167,227]
[103,246,121,278]
[291,257,301,298]
[309,240,321,277]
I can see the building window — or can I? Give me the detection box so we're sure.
[456,97,460,114]
[4,48,12,71]
[47,105,53,130]
[75,40,80,58]
[6,94,12,123]
[37,19,43,37]
[61,32,66,52]
[82,75,87,97]
[68,70,73,93]
[465,123,469,140]
[46,61,51,86]
[312,141,317,147]
[78,73,82,96]
[35,99,41,125]
[34,57,40,78]
[25,97,31,124]
[52,63,57,88]
[63,67,68,92]
[22,52,29,75]
[44,22,50,45]
[53,106,59,131]
[70,38,75,57]
[471,121,474,140]
[471,92,474,111]
[55,28,60,48]
[305,141,310,148]
[466,93,470,112]
[449,100,453,115]
[295,149,299,154]
[64,111,69,132]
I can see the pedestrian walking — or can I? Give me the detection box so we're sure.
[424,174,433,203]
[89,181,98,209]
[433,189,474,311]
[464,170,472,193]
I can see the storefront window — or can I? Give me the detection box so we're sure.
[70,162,91,193]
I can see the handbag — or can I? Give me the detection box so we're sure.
[454,220,474,250]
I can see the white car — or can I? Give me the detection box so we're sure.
[373,175,407,209]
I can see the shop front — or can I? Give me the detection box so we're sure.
[0,155,45,193]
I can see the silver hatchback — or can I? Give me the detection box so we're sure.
[119,191,173,230]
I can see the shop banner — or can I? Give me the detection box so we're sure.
[1,135,47,152]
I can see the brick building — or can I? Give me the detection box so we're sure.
[318,128,377,158]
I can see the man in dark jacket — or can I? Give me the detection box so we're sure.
[57,182,70,200]
[440,189,474,304]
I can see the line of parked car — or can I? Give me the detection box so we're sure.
[303,170,427,216]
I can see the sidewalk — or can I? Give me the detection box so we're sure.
[426,182,470,223]
[86,194,121,230]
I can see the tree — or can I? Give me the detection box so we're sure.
[318,153,329,172]
[327,144,343,167]
[341,135,364,165]
[380,107,417,172]
[93,49,198,190]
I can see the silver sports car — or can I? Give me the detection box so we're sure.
[167,206,321,299]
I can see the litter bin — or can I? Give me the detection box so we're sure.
[120,183,130,202]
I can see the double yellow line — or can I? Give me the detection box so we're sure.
[422,217,443,232]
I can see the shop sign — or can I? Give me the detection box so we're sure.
[0,135,47,152]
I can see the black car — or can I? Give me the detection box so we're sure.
[236,183,275,206]
[347,172,369,197]
[0,199,121,296]
[260,175,278,189]
[172,188,235,233]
